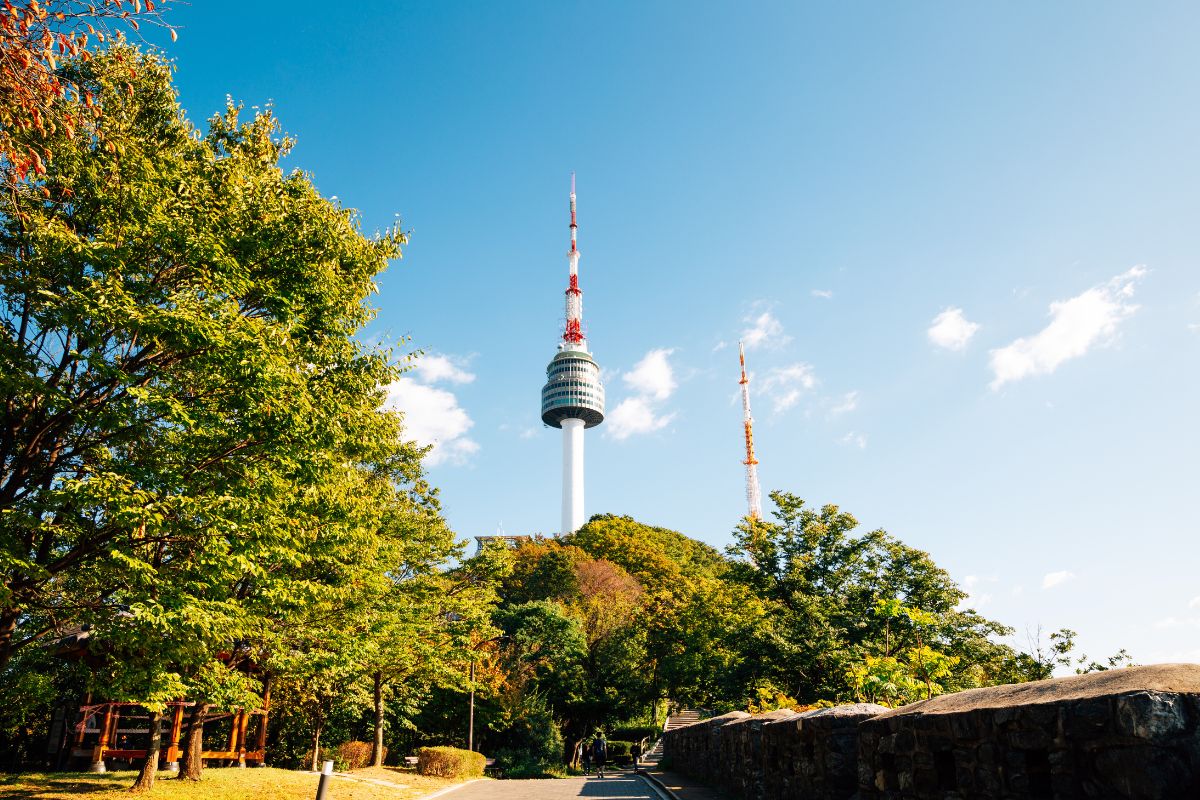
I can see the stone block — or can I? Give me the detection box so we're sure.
[1116,691,1188,739]
[1092,745,1196,800]
[1063,696,1112,738]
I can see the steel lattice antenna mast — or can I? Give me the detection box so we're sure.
[739,341,763,519]
[540,175,605,535]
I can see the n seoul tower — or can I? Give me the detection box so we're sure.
[540,176,605,535]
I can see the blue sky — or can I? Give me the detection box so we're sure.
[158,2,1199,668]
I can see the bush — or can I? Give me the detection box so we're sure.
[610,726,657,742]
[304,747,349,773]
[605,740,633,758]
[335,741,384,770]
[416,746,487,779]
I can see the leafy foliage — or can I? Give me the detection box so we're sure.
[0,1,177,185]
[416,746,486,779]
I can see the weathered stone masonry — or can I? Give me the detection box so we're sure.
[660,663,1200,800]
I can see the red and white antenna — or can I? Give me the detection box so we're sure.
[563,173,584,346]
[739,341,763,519]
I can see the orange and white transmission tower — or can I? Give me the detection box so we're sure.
[738,341,763,519]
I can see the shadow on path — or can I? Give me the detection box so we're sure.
[446,770,656,800]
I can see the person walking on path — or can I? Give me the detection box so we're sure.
[591,732,608,778]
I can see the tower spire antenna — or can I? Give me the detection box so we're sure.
[739,341,763,520]
[564,174,582,344]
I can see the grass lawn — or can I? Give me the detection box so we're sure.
[0,767,468,800]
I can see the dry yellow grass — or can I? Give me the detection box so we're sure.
[0,767,466,800]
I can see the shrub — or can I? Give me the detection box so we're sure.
[335,741,384,770]
[304,747,349,772]
[605,740,633,758]
[610,726,657,742]
[416,746,486,779]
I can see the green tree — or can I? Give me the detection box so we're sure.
[0,40,429,787]
[728,492,1026,704]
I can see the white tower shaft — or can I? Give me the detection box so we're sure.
[739,341,763,519]
[562,418,585,533]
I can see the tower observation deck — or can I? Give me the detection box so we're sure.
[541,176,604,535]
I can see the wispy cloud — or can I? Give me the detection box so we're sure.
[811,289,834,299]
[829,390,859,417]
[1153,616,1200,630]
[413,353,476,385]
[958,574,997,609]
[927,307,980,351]
[760,363,817,413]
[608,348,678,440]
[989,266,1147,389]
[742,311,790,350]
[1042,570,1076,589]
[1190,596,1200,609]
[840,431,867,450]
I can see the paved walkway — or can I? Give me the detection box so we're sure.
[639,767,727,800]
[444,770,660,799]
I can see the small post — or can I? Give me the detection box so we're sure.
[315,759,333,800]
[467,659,476,752]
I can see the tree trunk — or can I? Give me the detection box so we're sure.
[131,709,164,792]
[0,609,19,671]
[371,671,385,767]
[180,702,211,780]
[310,719,323,772]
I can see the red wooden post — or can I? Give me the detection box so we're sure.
[226,709,242,764]
[236,709,251,767]
[91,703,114,773]
[166,703,185,771]
[253,680,271,766]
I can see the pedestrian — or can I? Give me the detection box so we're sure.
[581,740,592,774]
[591,731,608,778]
[631,741,642,767]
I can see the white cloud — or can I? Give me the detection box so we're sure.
[927,307,980,351]
[1190,596,1200,609]
[712,340,729,352]
[519,427,538,440]
[840,431,867,450]
[413,353,475,385]
[811,289,834,299]
[622,348,677,401]
[384,377,479,466]
[989,266,1147,389]
[760,363,817,413]
[607,348,679,440]
[957,574,998,609]
[830,390,859,416]
[1153,617,1200,630]
[1042,570,1076,589]
[607,397,675,440]
[741,311,790,350]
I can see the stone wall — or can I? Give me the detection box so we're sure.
[659,663,1200,800]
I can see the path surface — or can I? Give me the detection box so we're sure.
[445,771,660,799]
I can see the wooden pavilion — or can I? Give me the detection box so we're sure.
[50,626,271,772]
